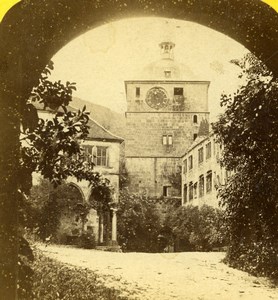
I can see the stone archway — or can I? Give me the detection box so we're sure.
[54,183,86,244]
[0,0,277,101]
[0,1,277,298]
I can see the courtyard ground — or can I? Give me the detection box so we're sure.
[38,244,277,300]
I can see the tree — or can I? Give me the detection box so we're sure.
[212,53,278,279]
[1,61,110,299]
[117,189,162,252]
[24,179,88,242]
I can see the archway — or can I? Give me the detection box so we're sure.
[0,1,277,298]
[0,0,277,100]
[51,183,85,244]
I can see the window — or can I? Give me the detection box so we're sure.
[168,135,173,145]
[183,184,187,203]
[83,145,93,162]
[189,182,193,200]
[206,142,211,159]
[164,71,171,78]
[193,115,198,124]
[206,171,212,193]
[163,186,170,197]
[136,87,140,97]
[162,135,173,146]
[193,133,198,140]
[188,155,193,170]
[193,182,198,198]
[96,146,108,167]
[183,159,187,174]
[174,87,183,96]
[198,147,204,164]
[199,175,204,197]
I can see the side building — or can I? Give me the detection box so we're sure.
[35,103,124,246]
[181,132,230,208]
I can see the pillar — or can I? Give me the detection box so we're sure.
[111,208,118,245]
[99,214,104,244]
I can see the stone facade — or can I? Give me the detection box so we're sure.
[181,133,230,208]
[124,41,210,198]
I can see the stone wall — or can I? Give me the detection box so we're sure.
[125,81,209,112]
[125,112,209,158]
[126,157,181,198]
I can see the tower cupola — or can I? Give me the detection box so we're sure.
[159,41,175,60]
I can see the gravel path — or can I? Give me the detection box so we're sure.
[39,244,277,300]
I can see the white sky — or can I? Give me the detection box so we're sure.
[50,17,249,121]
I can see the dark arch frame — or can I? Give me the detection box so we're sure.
[0,1,277,298]
[68,182,86,203]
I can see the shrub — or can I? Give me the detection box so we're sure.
[213,54,278,279]
[31,250,128,300]
[117,189,162,252]
[164,204,227,251]
[77,233,96,249]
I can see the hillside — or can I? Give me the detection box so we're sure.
[71,97,126,138]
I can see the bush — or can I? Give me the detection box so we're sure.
[117,189,162,252]
[31,250,128,300]
[77,233,96,249]
[212,54,278,279]
[164,204,227,251]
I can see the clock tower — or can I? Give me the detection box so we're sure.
[124,41,210,198]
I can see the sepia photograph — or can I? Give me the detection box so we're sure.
[0,0,277,299]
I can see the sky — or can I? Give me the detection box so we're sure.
[49,17,249,121]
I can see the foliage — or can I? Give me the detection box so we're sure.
[164,204,227,251]
[117,189,162,252]
[89,178,113,213]
[19,61,104,190]
[77,232,97,249]
[23,179,86,241]
[119,159,129,190]
[18,236,35,300]
[17,62,111,296]
[167,172,181,194]
[198,119,209,136]
[31,250,128,300]
[212,53,278,279]
[30,60,76,111]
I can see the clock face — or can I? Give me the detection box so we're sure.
[145,87,168,110]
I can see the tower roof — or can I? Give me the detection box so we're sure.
[140,41,196,80]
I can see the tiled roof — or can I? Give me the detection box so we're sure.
[33,101,124,143]
[86,118,124,143]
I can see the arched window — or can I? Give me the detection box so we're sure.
[193,115,198,124]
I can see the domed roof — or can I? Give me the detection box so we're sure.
[141,58,196,80]
[140,41,196,80]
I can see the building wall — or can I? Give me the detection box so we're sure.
[125,80,209,198]
[125,81,209,112]
[125,112,208,157]
[126,157,181,197]
[81,139,121,202]
[181,134,229,208]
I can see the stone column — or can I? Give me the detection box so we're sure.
[110,208,118,245]
[99,214,104,244]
